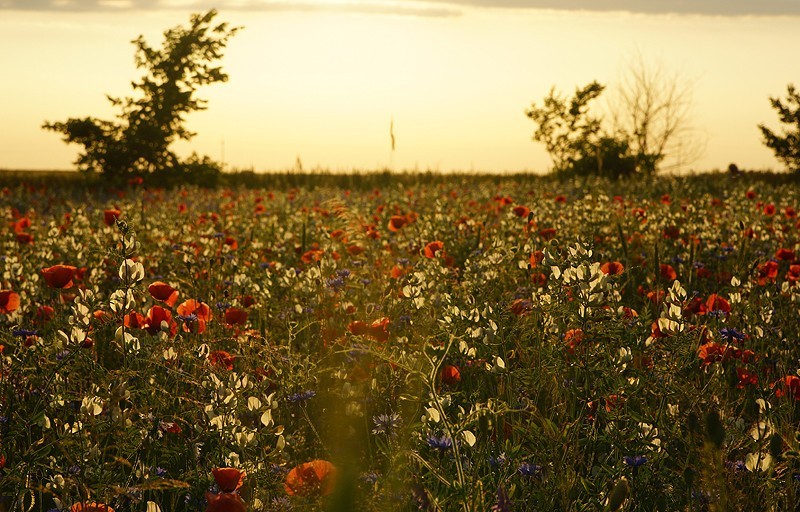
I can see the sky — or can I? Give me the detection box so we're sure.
[1,0,798,174]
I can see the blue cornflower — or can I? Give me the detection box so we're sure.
[55,350,70,361]
[336,269,351,278]
[216,302,231,311]
[12,328,37,337]
[719,327,745,341]
[326,276,345,291]
[177,313,198,326]
[426,435,452,451]
[725,460,746,472]
[155,467,167,477]
[489,453,507,467]
[372,412,402,435]
[286,390,316,404]
[518,462,542,476]
[624,455,647,468]
[361,471,380,484]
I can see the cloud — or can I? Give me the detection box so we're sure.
[411,0,800,17]
[0,0,459,17]
[2,0,798,17]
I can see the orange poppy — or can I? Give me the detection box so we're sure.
[757,260,779,286]
[124,311,147,329]
[205,492,246,512]
[538,227,557,240]
[213,467,246,492]
[224,307,248,326]
[104,209,121,226]
[144,305,177,336]
[15,232,33,244]
[423,241,444,258]
[512,205,530,218]
[659,264,677,281]
[387,215,407,232]
[70,503,115,512]
[209,350,235,371]
[285,459,336,497]
[177,299,213,333]
[705,294,730,315]
[600,261,625,275]
[0,290,20,314]
[775,248,796,261]
[148,281,179,307]
[776,375,800,400]
[440,365,461,386]
[564,328,585,354]
[42,265,77,289]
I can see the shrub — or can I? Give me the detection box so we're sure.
[43,10,238,183]
[759,84,800,172]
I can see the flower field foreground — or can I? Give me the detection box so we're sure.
[1,173,800,511]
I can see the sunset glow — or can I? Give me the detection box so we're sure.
[1,0,799,173]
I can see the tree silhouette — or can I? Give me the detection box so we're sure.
[44,10,239,180]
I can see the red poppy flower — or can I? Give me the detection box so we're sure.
[204,492,246,512]
[659,264,677,281]
[12,216,31,233]
[600,261,625,275]
[41,265,77,289]
[440,365,461,386]
[209,350,236,371]
[176,300,212,333]
[763,203,776,216]
[301,249,324,264]
[144,305,177,336]
[0,290,20,314]
[213,468,246,492]
[70,504,115,512]
[423,241,444,258]
[37,305,54,322]
[787,264,800,282]
[285,460,337,497]
[512,205,530,218]
[388,215,407,232]
[538,227,557,240]
[104,209,121,226]
[605,394,625,412]
[368,317,390,342]
[224,237,238,250]
[224,307,248,326]
[775,375,800,400]
[124,311,147,329]
[564,328,584,354]
[705,294,730,315]
[698,342,730,366]
[148,281,179,307]
[529,250,544,267]
[757,260,779,285]
[775,248,796,261]
[15,232,33,244]
[736,367,758,389]
[683,296,707,317]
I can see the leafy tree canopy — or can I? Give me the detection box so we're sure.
[44,10,239,181]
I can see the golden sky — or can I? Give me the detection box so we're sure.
[1,1,799,173]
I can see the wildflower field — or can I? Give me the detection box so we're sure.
[2,171,800,511]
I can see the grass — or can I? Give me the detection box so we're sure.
[1,169,800,511]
